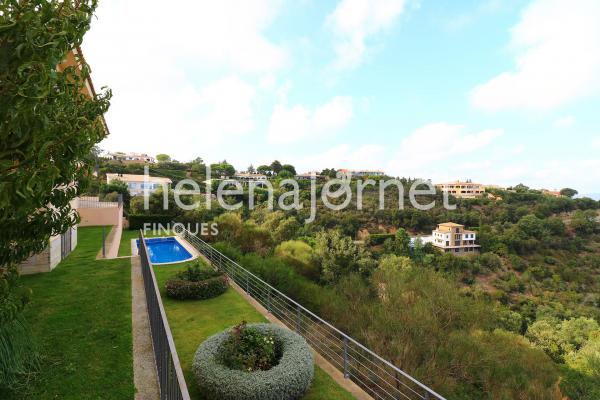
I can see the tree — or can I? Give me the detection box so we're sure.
[314,230,372,284]
[210,161,235,177]
[281,164,296,175]
[99,179,131,209]
[257,165,272,176]
[560,188,578,198]
[247,164,256,173]
[270,160,282,174]
[1,0,109,388]
[156,153,171,163]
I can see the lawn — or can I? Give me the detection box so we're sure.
[153,261,355,400]
[1,227,134,400]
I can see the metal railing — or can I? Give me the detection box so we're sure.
[174,226,446,400]
[79,195,122,208]
[139,231,191,400]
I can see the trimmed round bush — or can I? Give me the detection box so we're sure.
[165,270,228,300]
[193,323,314,400]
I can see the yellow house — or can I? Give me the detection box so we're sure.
[432,222,480,255]
[435,181,485,198]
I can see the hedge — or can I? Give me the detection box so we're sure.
[367,233,395,245]
[193,323,314,400]
[128,214,174,230]
[165,273,228,300]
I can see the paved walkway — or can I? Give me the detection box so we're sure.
[131,255,160,400]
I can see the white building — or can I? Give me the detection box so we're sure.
[339,169,385,178]
[431,222,480,255]
[295,171,323,180]
[106,151,155,164]
[106,173,172,196]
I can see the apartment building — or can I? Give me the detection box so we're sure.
[432,222,480,255]
[435,181,485,198]
[338,169,385,178]
[106,173,172,196]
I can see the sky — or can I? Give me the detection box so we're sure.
[84,0,600,194]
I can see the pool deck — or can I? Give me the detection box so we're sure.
[131,236,200,265]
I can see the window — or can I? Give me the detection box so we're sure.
[455,249,459,253]
[446,241,449,246]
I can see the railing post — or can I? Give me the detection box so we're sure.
[296,304,301,333]
[343,336,350,378]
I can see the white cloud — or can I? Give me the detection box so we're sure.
[387,123,502,179]
[470,0,600,111]
[267,97,353,144]
[554,115,575,128]
[593,137,600,148]
[83,0,287,160]
[327,0,407,69]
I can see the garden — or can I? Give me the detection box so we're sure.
[153,260,354,400]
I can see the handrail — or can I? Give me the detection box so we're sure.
[139,230,191,400]
[174,225,446,400]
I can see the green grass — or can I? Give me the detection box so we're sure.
[1,227,134,400]
[154,262,354,400]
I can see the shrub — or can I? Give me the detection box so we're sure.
[128,214,174,230]
[219,322,278,371]
[193,323,313,400]
[165,265,227,300]
[367,233,395,245]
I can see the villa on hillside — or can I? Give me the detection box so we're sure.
[231,172,269,187]
[435,181,485,198]
[338,168,385,178]
[106,151,155,164]
[106,173,172,196]
[431,222,480,255]
[295,171,324,180]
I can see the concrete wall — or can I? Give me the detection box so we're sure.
[78,205,123,227]
[19,227,77,275]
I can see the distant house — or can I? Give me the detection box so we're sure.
[338,169,385,178]
[435,181,486,199]
[106,173,171,196]
[106,151,155,164]
[295,171,323,181]
[232,173,269,187]
[431,222,480,256]
[541,189,563,198]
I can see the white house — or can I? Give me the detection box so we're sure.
[106,173,172,196]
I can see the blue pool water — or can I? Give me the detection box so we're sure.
[137,237,193,264]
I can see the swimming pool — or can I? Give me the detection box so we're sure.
[137,237,193,264]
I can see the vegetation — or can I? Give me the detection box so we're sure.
[165,264,228,300]
[129,169,600,399]
[0,227,134,399]
[0,0,110,390]
[219,321,279,372]
[193,323,313,400]
[153,262,354,400]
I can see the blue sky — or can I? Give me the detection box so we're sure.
[85,0,600,194]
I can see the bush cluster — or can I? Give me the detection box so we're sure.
[193,323,314,400]
[219,321,278,371]
[128,214,174,230]
[165,265,227,300]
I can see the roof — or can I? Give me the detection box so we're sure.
[106,173,172,183]
[435,181,483,186]
[437,222,464,227]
